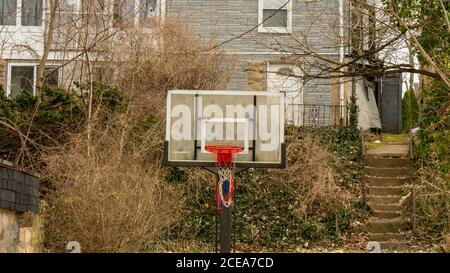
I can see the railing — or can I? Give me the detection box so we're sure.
[285,104,349,128]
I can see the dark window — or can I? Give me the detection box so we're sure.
[0,0,17,25]
[10,66,34,97]
[21,0,43,26]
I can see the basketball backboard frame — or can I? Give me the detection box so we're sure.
[164,90,286,169]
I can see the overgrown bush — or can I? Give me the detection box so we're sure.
[0,87,85,169]
[42,21,237,252]
[414,80,450,237]
[43,117,183,253]
[160,127,366,252]
[402,90,420,133]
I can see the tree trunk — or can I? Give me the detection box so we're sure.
[36,0,57,96]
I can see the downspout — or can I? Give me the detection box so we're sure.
[339,0,346,123]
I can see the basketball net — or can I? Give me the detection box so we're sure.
[206,145,244,212]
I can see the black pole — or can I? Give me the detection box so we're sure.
[219,205,232,253]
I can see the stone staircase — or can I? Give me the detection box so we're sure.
[365,145,412,251]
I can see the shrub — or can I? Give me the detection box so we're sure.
[43,118,183,253]
[402,90,419,133]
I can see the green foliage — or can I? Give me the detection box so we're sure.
[166,168,189,184]
[414,80,449,237]
[386,0,450,68]
[416,80,450,176]
[164,127,366,251]
[0,82,127,167]
[402,90,420,133]
[0,87,86,164]
[349,95,359,131]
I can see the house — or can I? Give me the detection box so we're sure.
[0,0,402,131]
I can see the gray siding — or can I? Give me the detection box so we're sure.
[167,0,346,106]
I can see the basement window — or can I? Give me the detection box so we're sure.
[9,66,35,98]
[258,0,292,33]
[7,65,60,97]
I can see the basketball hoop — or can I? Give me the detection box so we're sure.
[206,145,244,212]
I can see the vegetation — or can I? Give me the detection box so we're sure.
[156,126,366,252]
[402,90,420,133]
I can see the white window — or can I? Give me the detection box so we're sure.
[0,0,43,27]
[258,0,292,33]
[9,65,35,97]
[21,0,43,26]
[113,0,158,27]
[7,64,60,97]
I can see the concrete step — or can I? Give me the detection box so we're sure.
[366,158,411,168]
[369,219,410,233]
[368,186,404,196]
[369,203,402,212]
[371,210,402,219]
[366,177,409,187]
[365,167,411,178]
[369,233,407,242]
[368,195,401,205]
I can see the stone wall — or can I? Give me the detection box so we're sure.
[0,209,43,253]
[0,162,42,253]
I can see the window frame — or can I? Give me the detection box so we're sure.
[0,0,45,31]
[7,63,37,97]
[258,0,292,34]
[6,63,61,97]
[113,0,161,28]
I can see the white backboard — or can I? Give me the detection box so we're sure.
[164,90,286,169]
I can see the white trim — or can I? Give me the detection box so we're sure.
[6,62,62,97]
[7,62,37,97]
[258,0,292,34]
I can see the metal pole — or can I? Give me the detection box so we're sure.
[220,205,232,253]
[412,186,417,234]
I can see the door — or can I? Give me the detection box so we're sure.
[267,64,303,126]
[381,74,403,134]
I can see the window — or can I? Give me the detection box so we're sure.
[0,0,17,25]
[258,0,292,33]
[10,66,35,97]
[114,0,136,25]
[7,64,60,97]
[114,0,158,27]
[138,0,157,26]
[21,0,43,26]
